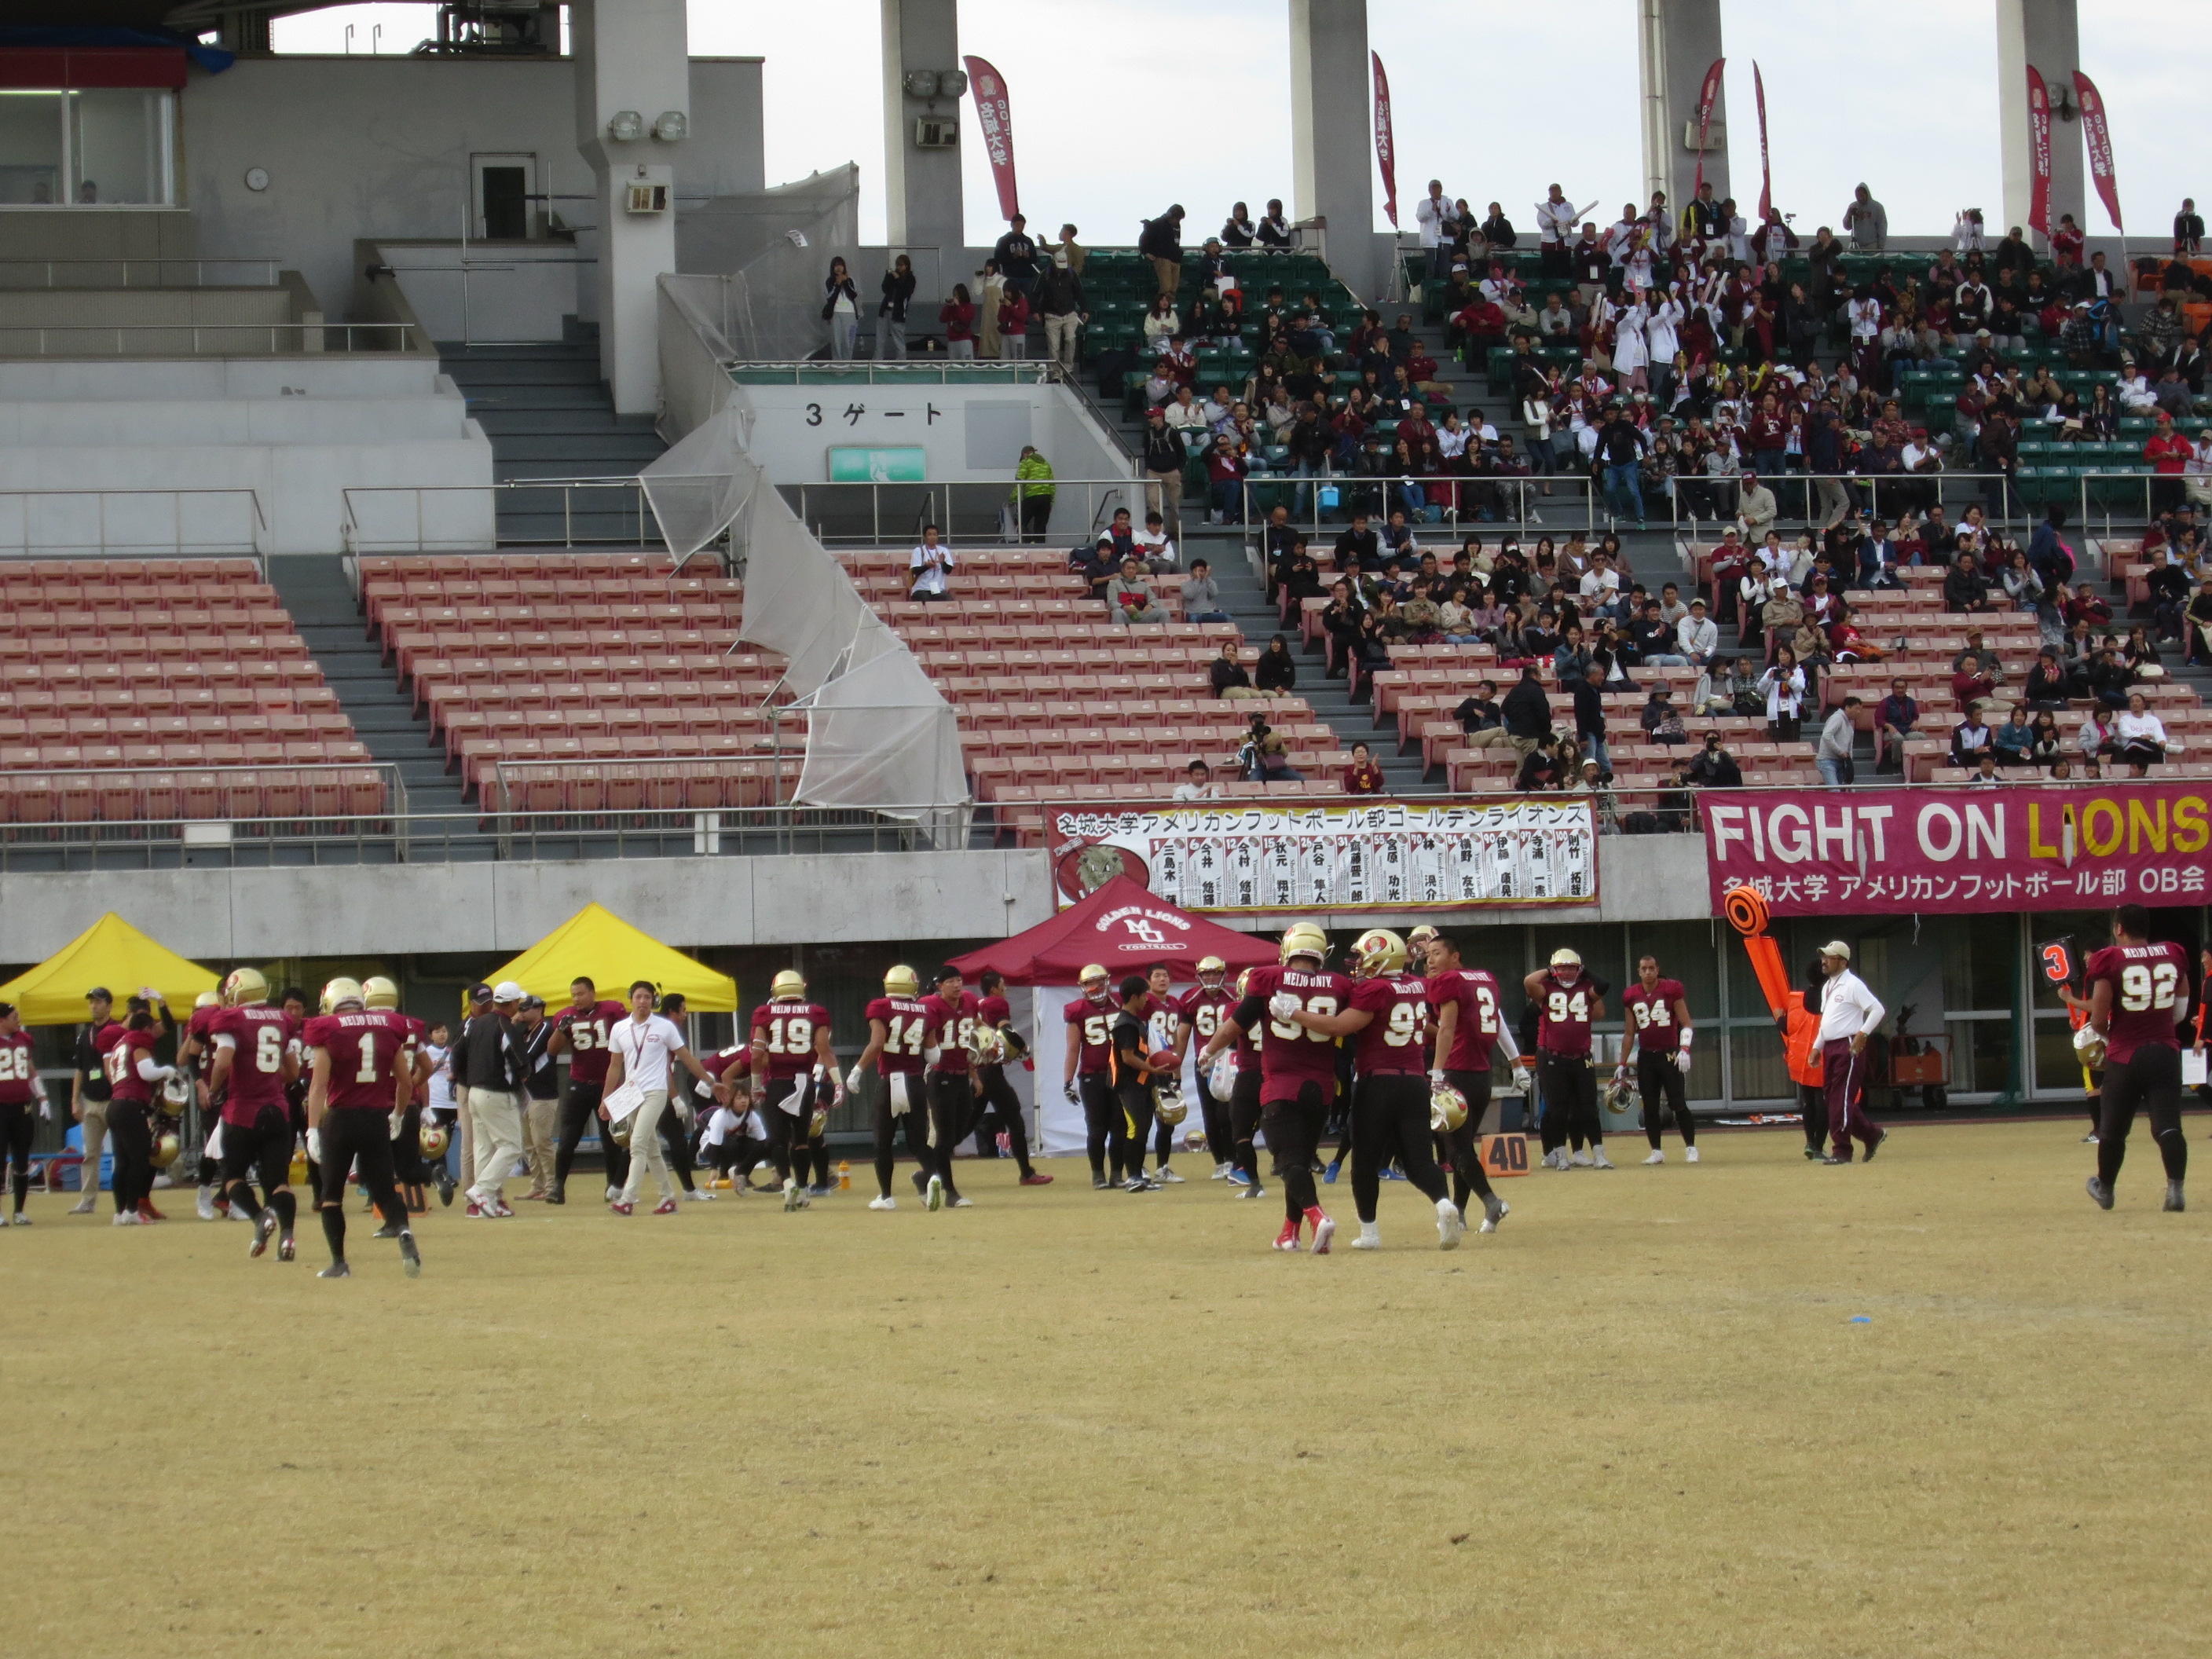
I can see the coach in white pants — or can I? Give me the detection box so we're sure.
[458,980,529,1216]
[604,980,716,1214]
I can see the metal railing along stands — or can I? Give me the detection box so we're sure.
[0,257,284,287]
[0,321,416,355]
[0,488,268,561]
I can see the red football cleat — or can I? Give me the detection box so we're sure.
[1019,1172,1055,1186]
[137,1199,164,1222]
[1273,1218,1302,1251]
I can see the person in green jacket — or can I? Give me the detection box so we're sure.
[1012,446,1056,542]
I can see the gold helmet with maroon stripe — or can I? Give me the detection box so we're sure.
[320,977,364,1015]
[419,1121,450,1159]
[1196,955,1227,990]
[1548,947,1584,987]
[1078,964,1111,993]
[1350,928,1408,978]
[362,976,401,1009]
[221,966,269,1007]
[1278,922,1329,966]
[771,969,807,1000]
[192,990,221,1010]
[1429,1078,1469,1133]
[883,965,921,996]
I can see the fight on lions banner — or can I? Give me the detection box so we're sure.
[1049,798,1598,914]
[1702,785,2212,917]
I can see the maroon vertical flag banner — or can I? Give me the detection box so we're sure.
[1692,57,1726,200]
[1371,50,1397,229]
[2071,69,2123,232]
[2025,65,2053,236]
[962,55,1020,222]
[1752,61,1772,223]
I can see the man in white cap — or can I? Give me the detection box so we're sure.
[1815,943,1888,1165]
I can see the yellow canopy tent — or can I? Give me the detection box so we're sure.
[482,903,737,1013]
[0,913,220,1026]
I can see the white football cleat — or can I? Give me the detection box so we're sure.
[1154,1166,1186,1184]
[1643,1149,1666,1165]
[683,1187,715,1202]
[112,1210,143,1226]
[1210,1162,1232,1181]
[1478,1193,1508,1234]
[1351,1221,1382,1251]
[1685,1146,1700,1163]
[1569,1149,1593,1167]
[1591,1148,1615,1170]
[70,1197,97,1214]
[950,1196,974,1208]
[1436,1198,1465,1251]
[196,1187,218,1221]
[1309,1212,1335,1254]
[782,1178,809,1212]
[925,1174,945,1212]
[868,1196,897,1211]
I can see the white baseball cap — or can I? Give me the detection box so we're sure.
[493,980,526,1003]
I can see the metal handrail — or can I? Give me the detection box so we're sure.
[0,321,414,355]
[0,487,268,562]
[340,478,655,555]
[727,361,1059,386]
[0,258,283,287]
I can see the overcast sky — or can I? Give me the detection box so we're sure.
[278,2,2199,246]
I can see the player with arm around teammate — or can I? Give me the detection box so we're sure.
[98,993,178,1225]
[1420,932,1513,1232]
[750,969,841,1212]
[1197,923,1346,1253]
[849,965,943,1211]
[2084,904,2192,1212]
[1280,929,1466,1251]
[1522,949,1611,1169]
[302,978,420,1280]
[1619,955,1698,1164]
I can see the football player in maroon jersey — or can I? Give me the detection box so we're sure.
[1521,947,1611,1169]
[97,991,176,1224]
[1140,963,1188,1182]
[302,977,420,1279]
[363,976,431,1214]
[1177,956,1238,1181]
[1283,929,1465,1250]
[0,1002,47,1225]
[2083,906,2191,1211]
[176,990,229,1221]
[1420,932,1512,1231]
[972,970,1050,1186]
[849,965,943,1210]
[207,967,303,1256]
[749,969,840,1211]
[1619,955,1697,1164]
[919,967,981,1207]
[547,976,629,1206]
[1198,922,1347,1253]
[1062,964,1123,1189]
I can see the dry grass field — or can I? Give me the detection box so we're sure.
[3,1119,2207,1659]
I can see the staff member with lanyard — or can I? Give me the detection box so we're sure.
[68,987,115,1214]
[513,995,560,1201]
[1815,941,1891,1166]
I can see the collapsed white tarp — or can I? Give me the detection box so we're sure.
[639,401,752,561]
[736,474,883,696]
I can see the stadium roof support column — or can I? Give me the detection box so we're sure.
[1996,0,2086,251]
[573,0,688,415]
[1635,0,1727,217]
[881,0,965,271]
[1288,0,1376,302]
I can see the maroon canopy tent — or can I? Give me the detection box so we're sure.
[950,876,1277,987]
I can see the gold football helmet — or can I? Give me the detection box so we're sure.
[883,965,921,996]
[1430,1079,1470,1133]
[362,976,401,1009]
[771,969,807,999]
[222,966,269,1007]
[1279,922,1329,966]
[1350,928,1408,978]
[320,977,364,1015]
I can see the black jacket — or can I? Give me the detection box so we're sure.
[1142,425,1185,472]
[879,268,915,320]
[1502,676,1553,740]
[1035,262,1086,317]
[993,231,1039,281]
[1138,214,1184,263]
[820,276,859,320]
[453,1012,518,1090]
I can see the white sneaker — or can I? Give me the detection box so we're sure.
[1643,1149,1666,1166]
[1436,1198,1465,1251]
[950,1196,974,1208]
[1155,1166,1187,1184]
[1591,1148,1615,1170]
[684,1188,715,1202]
[925,1174,945,1212]
[1210,1162,1232,1181]
[604,1185,619,1203]
[70,1197,97,1214]
[196,1187,218,1221]
[1478,1194,1509,1234]
[1569,1149,1593,1167]
[1352,1221,1382,1250]
[868,1196,897,1211]
[782,1179,810,1212]
[112,1210,143,1226]
[1685,1146,1700,1163]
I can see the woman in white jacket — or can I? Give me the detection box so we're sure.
[1758,646,1807,742]
[2113,692,2176,775]
[1610,298,1650,393]
[1643,295,1683,404]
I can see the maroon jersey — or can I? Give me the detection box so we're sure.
[1064,991,1119,1076]
[1535,971,1598,1057]
[303,1009,412,1111]
[921,991,981,1075]
[1623,978,1688,1052]
[977,993,1013,1031]
[2088,939,2193,1065]
[750,1000,831,1080]
[209,1004,298,1123]
[1178,986,1237,1055]
[97,1024,160,1104]
[1426,968,1503,1073]
[1350,972,1430,1075]
[865,994,932,1075]
[1141,992,1181,1058]
[1240,964,1352,1097]
[701,1046,748,1087]
[0,1030,37,1104]
[555,999,627,1086]
[185,1002,221,1079]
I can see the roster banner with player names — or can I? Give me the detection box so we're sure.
[1049,799,1598,913]
[1703,784,2212,917]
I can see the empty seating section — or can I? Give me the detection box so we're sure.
[0,557,378,826]
[357,552,796,815]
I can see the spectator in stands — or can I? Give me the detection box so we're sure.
[1817,697,1860,787]
[1167,558,1225,624]
[1875,678,1918,770]
[1068,537,1114,602]
[2027,710,2064,765]
[1173,760,1221,801]
[1205,434,1248,524]
[1132,511,1176,571]
[992,215,1040,301]
[1736,471,1778,541]
[1255,200,1293,247]
[1333,514,1381,573]
[1640,687,1687,745]
[1950,701,1994,767]
[1255,635,1298,694]
[1277,544,1324,613]
[1689,731,1744,789]
[2115,692,2175,774]
[909,525,954,600]
[877,255,915,359]
[1843,184,1888,251]
[1991,705,2038,767]
[1943,551,1994,613]
[1343,742,1387,795]
[1631,599,1686,667]
[1963,751,2004,786]
[1569,671,1610,775]
[1141,205,1186,297]
[1457,682,1512,749]
[1211,641,1264,701]
[1035,251,1087,376]
[2148,412,2193,516]
[822,258,861,359]
[1502,665,1554,757]
[1221,203,1257,247]
[1950,651,1996,709]
[1515,739,1566,792]
[1242,716,1300,784]
[1008,446,1056,542]
[939,284,977,358]
[2024,649,2071,709]
[1108,558,1166,625]
[1141,408,1185,542]
[1759,646,1807,742]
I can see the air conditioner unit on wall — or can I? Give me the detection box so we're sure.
[624,167,672,214]
[914,116,958,150]
[1683,118,1727,150]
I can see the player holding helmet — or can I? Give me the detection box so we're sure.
[972,970,1051,1186]
[1197,922,1346,1253]
[1420,932,1513,1231]
[1522,948,1611,1169]
[1278,928,1465,1251]
[1177,956,1238,1181]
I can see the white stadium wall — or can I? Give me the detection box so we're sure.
[733,379,1132,486]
